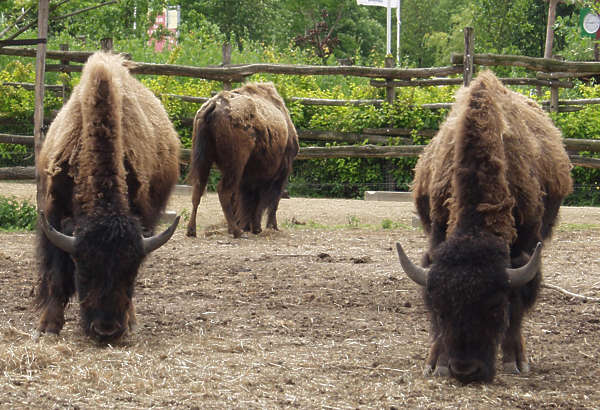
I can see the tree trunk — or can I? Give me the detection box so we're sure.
[544,0,560,58]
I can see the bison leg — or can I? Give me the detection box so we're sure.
[186,161,212,237]
[501,249,541,374]
[239,185,262,234]
[126,301,137,333]
[265,203,278,230]
[265,187,284,231]
[501,298,530,374]
[186,182,202,237]
[263,177,288,231]
[218,176,243,238]
[424,336,450,377]
[35,233,75,335]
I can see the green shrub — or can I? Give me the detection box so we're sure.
[0,195,37,231]
[0,30,599,205]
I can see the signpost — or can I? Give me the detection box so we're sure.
[357,0,401,65]
[580,8,600,37]
[579,7,600,61]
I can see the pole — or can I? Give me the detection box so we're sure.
[396,0,401,65]
[34,0,49,209]
[386,0,391,55]
[463,27,474,86]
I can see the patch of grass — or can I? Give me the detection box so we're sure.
[381,218,412,230]
[347,215,360,228]
[558,222,600,231]
[0,195,37,231]
[283,216,415,231]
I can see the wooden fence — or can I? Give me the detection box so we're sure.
[1,27,600,182]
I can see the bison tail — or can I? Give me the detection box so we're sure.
[187,99,216,184]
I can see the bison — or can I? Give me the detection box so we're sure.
[186,82,299,238]
[35,52,181,342]
[396,71,573,383]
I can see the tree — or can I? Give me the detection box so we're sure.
[293,8,341,64]
[178,0,279,50]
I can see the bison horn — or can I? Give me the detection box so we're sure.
[396,242,429,287]
[38,211,77,254]
[141,215,180,255]
[506,242,543,288]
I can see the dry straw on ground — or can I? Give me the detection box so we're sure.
[1,181,599,408]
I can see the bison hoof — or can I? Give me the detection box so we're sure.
[33,327,60,342]
[423,364,450,377]
[433,365,450,377]
[186,227,197,237]
[503,361,529,375]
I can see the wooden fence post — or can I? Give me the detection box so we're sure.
[59,43,71,104]
[463,27,474,86]
[385,56,396,104]
[222,42,232,90]
[100,37,113,52]
[550,83,559,112]
[34,0,49,208]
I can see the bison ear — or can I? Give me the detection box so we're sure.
[141,215,180,255]
[507,242,542,288]
[396,242,429,287]
[38,211,77,254]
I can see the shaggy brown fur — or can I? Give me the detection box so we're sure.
[407,71,572,383]
[35,52,180,342]
[186,82,299,238]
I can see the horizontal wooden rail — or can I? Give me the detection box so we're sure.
[295,144,424,159]
[450,52,600,74]
[0,47,462,80]
[291,97,383,107]
[2,149,598,182]
[3,132,600,154]
[363,128,437,137]
[541,98,600,106]
[161,93,209,104]
[0,47,128,63]
[0,166,35,179]
[298,129,412,145]
[370,77,573,88]
[3,81,63,92]
[0,133,35,145]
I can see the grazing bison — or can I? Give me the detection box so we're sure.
[35,52,181,342]
[186,82,299,238]
[396,71,572,383]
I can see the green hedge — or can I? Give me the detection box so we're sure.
[0,36,598,204]
[0,196,37,231]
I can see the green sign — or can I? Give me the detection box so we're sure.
[580,8,600,38]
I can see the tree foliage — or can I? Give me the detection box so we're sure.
[0,0,596,65]
[0,1,599,202]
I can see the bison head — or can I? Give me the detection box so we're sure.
[396,234,541,383]
[39,211,179,342]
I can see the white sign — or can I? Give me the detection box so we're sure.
[356,0,399,8]
[583,12,600,35]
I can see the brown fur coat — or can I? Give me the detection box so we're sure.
[38,52,180,222]
[413,70,572,245]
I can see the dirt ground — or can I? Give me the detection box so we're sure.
[1,180,599,409]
